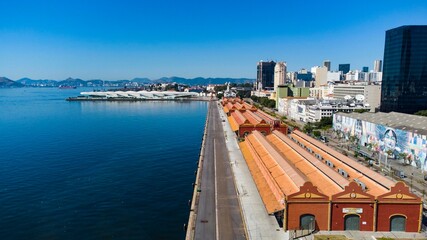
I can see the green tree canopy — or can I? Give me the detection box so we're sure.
[414,110,427,117]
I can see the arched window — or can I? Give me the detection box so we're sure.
[390,215,406,231]
[344,214,360,230]
[300,214,315,230]
[244,132,250,137]
[261,131,267,136]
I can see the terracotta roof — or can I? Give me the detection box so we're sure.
[239,141,285,214]
[231,111,250,126]
[290,131,390,196]
[228,116,239,132]
[243,102,257,111]
[267,131,346,196]
[247,131,306,196]
[242,111,267,125]
[226,102,235,111]
[253,109,279,121]
[293,130,395,189]
[223,106,230,113]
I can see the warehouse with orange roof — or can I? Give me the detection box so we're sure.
[238,129,423,233]
[222,98,287,137]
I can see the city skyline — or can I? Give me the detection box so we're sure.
[1,0,426,80]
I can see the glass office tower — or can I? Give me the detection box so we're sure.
[380,25,427,114]
[256,61,276,90]
[338,64,350,74]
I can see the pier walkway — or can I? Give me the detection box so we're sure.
[193,101,246,240]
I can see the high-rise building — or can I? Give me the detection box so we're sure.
[256,61,276,90]
[374,60,382,72]
[314,66,328,87]
[323,60,331,71]
[362,66,369,72]
[338,64,350,74]
[380,25,427,114]
[274,62,286,91]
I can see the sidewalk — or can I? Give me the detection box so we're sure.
[313,230,427,239]
[217,102,287,240]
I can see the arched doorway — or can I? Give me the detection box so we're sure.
[300,214,315,230]
[390,215,406,231]
[344,214,360,230]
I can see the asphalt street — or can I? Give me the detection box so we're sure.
[194,102,246,240]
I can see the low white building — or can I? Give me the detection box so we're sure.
[280,98,371,123]
[309,85,334,100]
[327,71,341,82]
[332,83,381,112]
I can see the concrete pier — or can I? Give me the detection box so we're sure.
[186,101,246,240]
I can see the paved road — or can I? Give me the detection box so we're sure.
[194,101,246,240]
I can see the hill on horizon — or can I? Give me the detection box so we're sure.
[4,76,254,87]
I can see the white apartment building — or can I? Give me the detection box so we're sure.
[327,71,341,82]
[280,98,371,123]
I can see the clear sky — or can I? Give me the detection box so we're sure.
[1,0,426,80]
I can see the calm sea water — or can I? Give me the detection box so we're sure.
[0,88,207,239]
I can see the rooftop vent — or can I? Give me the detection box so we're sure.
[354,178,367,191]
[338,168,349,178]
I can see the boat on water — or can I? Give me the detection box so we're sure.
[59,85,77,89]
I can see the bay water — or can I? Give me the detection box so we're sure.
[0,88,207,239]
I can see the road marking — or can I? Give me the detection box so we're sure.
[214,138,219,240]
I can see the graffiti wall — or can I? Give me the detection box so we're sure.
[333,114,427,171]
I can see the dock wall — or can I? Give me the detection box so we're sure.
[185,102,210,240]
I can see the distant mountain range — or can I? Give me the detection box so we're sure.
[0,76,254,88]
[0,77,24,88]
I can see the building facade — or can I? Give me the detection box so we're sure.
[314,66,328,87]
[274,62,286,91]
[333,111,427,172]
[380,25,427,114]
[374,60,382,72]
[257,61,276,90]
[339,64,350,74]
[333,84,381,112]
[323,60,331,71]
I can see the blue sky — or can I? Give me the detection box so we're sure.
[1,0,426,80]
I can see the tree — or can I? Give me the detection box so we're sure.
[315,117,332,129]
[304,122,314,134]
[313,130,321,138]
[414,110,427,117]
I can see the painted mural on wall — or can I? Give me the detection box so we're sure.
[333,114,427,171]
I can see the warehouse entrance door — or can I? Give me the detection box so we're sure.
[344,214,360,230]
[390,215,406,231]
[300,214,315,230]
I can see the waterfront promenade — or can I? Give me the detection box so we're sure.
[189,101,246,240]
